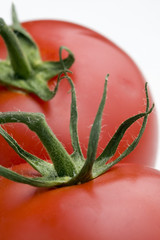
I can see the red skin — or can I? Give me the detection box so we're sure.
[0,20,157,167]
[0,163,160,240]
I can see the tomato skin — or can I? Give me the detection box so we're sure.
[0,163,160,240]
[0,20,157,167]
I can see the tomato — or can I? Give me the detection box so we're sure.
[0,20,157,167]
[0,163,160,240]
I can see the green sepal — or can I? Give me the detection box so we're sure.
[92,83,154,178]
[71,75,109,183]
[11,3,40,59]
[58,47,84,168]
[0,125,56,177]
[0,165,71,188]
[0,5,74,101]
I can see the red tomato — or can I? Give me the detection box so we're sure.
[0,20,157,167]
[0,163,160,240]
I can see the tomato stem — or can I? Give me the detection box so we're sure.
[0,5,75,101]
[59,47,84,165]
[0,18,32,78]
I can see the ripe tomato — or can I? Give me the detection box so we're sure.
[0,163,160,240]
[0,20,157,167]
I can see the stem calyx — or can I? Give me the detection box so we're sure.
[0,4,74,101]
[0,48,154,188]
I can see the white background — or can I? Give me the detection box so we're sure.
[1,0,160,169]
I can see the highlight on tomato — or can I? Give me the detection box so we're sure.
[0,5,158,169]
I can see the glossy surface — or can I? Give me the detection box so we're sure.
[0,164,160,240]
[0,20,157,167]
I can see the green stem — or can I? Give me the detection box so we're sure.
[58,47,84,163]
[0,112,77,178]
[34,116,77,177]
[0,18,32,78]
